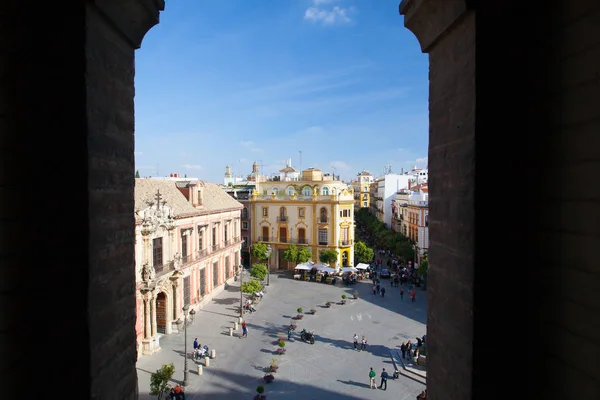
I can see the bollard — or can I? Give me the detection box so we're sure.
[234,322,238,330]
[229,327,233,336]
[211,349,216,359]
[238,317,243,324]
[205,357,210,367]
[197,365,203,375]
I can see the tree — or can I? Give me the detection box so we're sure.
[250,263,268,280]
[250,242,270,262]
[418,258,429,277]
[296,246,312,263]
[282,244,299,267]
[150,363,175,399]
[135,170,140,178]
[319,249,339,266]
[241,279,262,294]
[354,241,374,264]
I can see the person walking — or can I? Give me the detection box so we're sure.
[411,289,416,303]
[360,336,367,352]
[400,288,404,300]
[368,367,377,389]
[193,338,199,350]
[241,321,248,338]
[380,368,389,390]
[353,333,359,350]
[372,284,377,295]
[288,326,293,341]
[400,342,407,359]
[381,287,386,298]
[376,283,380,295]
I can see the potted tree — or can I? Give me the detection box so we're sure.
[263,373,275,383]
[277,339,286,354]
[254,384,267,400]
[295,307,304,320]
[269,358,279,373]
[340,294,347,305]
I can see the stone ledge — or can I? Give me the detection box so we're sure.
[390,349,427,385]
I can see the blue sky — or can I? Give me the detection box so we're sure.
[134,0,428,183]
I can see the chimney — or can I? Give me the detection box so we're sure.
[408,180,412,190]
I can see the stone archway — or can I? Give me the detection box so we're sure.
[342,251,349,266]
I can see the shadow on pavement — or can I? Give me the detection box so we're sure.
[336,379,371,388]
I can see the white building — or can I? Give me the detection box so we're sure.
[375,174,411,228]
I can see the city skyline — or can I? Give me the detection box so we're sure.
[134,0,429,183]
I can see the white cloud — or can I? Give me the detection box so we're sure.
[415,156,428,164]
[240,140,262,153]
[304,3,353,25]
[313,0,339,4]
[134,151,143,156]
[181,164,204,170]
[330,160,352,171]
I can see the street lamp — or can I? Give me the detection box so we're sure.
[265,244,272,286]
[238,265,245,318]
[180,304,196,387]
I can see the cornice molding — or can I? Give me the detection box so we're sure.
[399,0,471,53]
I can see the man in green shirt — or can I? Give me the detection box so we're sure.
[369,367,377,389]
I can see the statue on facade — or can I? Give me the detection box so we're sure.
[141,263,150,281]
[173,252,181,269]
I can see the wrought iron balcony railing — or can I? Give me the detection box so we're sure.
[318,217,329,223]
[277,216,288,222]
[338,239,353,247]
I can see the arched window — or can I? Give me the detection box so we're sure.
[320,207,327,223]
[279,207,287,220]
[273,187,279,195]
[242,207,248,218]
[322,187,329,195]
[303,187,311,196]
[342,251,348,266]
[287,187,294,196]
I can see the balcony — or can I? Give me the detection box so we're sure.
[318,217,329,223]
[338,239,353,247]
[259,236,277,242]
[277,216,288,222]
[154,260,175,277]
[211,244,219,252]
[279,237,288,243]
[197,248,208,259]
[318,241,328,246]
[289,238,308,245]
[180,253,192,264]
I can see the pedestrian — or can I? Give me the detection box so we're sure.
[288,327,293,340]
[406,340,412,359]
[400,342,407,359]
[193,338,199,350]
[400,288,404,300]
[353,333,359,350]
[372,284,377,295]
[380,368,389,390]
[381,287,386,298]
[361,336,367,352]
[376,283,380,295]
[368,367,377,389]
[241,321,248,338]
[411,290,416,303]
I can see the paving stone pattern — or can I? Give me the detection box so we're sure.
[136,273,427,399]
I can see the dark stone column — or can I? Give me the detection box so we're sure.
[0,0,162,398]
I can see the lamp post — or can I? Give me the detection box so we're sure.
[265,244,272,286]
[238,265,245,318]
[180,304,196,387]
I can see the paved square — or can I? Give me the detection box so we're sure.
[137,274,427,399]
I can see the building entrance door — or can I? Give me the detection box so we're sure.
[156,292,167,334]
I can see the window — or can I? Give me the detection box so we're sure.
[298,207,305,218]
[303,187,311,196]
[287,187,294,195]
[298,228,306,244]
[183,276,190,306]
[363,186,368,192]
[322,187,329,195]
[225,256,230,279]
[363,194,368,200]
[224,224,228,243]
[213,261,219,287]
[262,226,269,242]
[242,207,248,218]
[279,207,287,221]
[273,188,279,195]
[318,229,328,245]
[319,207,327,223]
[262,207,268,217]
[425,214,429,227]
[340,209,350,218]
[181,233,188,260]
[242,221,248,230]
[199,268,206,297]
[242,236,248,248]
[332,188,337,195]
[342,251,348,266]
[363,202,367,207]
[152,237,163,267]
[212,226,217,250]
[198,226,204,250]
[341,227,349,244]
[279,227,287,242]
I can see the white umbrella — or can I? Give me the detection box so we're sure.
[341,266,358,273]
[294,263,312,271]
[355,263,370,270]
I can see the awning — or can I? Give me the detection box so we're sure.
[355,263,370,270]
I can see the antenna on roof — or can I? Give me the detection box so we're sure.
[299,150,302,170]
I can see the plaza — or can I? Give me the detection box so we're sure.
[136,273,427,399]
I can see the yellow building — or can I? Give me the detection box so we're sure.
[250,168,355,270]
[352,170,373,209]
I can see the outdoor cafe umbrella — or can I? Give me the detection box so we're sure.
[355,263,370,270]
[341,266,358,273]
[294,263,313,271]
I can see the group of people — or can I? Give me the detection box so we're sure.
[401,335,427,365]
[192,337,210,360]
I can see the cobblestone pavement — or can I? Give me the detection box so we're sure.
[136,272,427,400]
